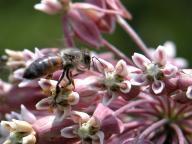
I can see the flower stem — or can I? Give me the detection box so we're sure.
[62,15,75,47]
[116,16,152,59]
[171,123,186,144]
[102,39,133,65]
[139,119,168,139]
[114,99,150,116]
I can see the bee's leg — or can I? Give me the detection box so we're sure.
[66,67,73,86]
[55,69,66,96]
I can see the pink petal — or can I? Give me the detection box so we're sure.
[152,80,165,94]
[21,105,36,124]
[130,73,147,86]
[96,131,104,144]
[68,92,80,105]
[154,45,167,66]
[35,97,53,110]
[118,80,131,93]
[61,125,78,138]
[55,107,71,122]
[163,41,176,57]
[115,60,128,77]
[68,9,103,48]
[102,92,116,106]
[132,53,151,70]
[163,64,178,78]
[70,111,90,123]
[38,78,57,90]
[94,58,114,73]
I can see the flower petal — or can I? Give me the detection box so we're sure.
[21,105,37,124]
[96,131,104,144]
[132,53,151,70]
[94,58,114,73]
[130,73,147,86]
[118,80,131,93]
[154,45,167,66]
[162,64,178,78]
[152,80,165,94]
[163,41,176,57]
[35,97,53,110]
[115,60,128,77]
[102,92,116,106]
[61,125,78,138]
[55,107,71,122]
[70,111,90,123]
[67,92,80,105]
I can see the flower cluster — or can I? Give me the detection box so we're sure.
[0,0,191,144]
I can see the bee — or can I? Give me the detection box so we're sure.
[23,48,91,95]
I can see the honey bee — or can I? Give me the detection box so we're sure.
[23,48,91,95]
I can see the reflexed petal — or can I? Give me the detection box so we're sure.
[115,60,128,77]
[38,78,57,95]
[94,58,114,73]
[67,92,80,105]
[152,80,165,94]
[71,111,90,123]
[18,80,33,88]
[23,49,35,61]
[96,131,104,144]
[21,105,36,124]
[34,48,44,59]
[61,125,78,138]
[186,86,192,99]
[69,9,103,48]
[163,41,176,57]
[35,97,53,110]
[154,45,167,66]
[102,92,116,106]
[119,80,131,93]
[5,112,22,121]
[22,134,36,144]
[13,68,25,80]
[130,73,147,86]
[55,107,71,122]
[163,64,178,78]
[132,53,151,70]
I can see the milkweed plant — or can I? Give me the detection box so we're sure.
[0,0,191,144]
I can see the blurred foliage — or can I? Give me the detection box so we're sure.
[0,0,192,64]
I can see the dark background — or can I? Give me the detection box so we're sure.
[0,0,192,64]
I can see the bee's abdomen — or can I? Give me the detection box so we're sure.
[23,55,63,79]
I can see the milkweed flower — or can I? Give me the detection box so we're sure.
[132,45,178,94]
[93,58,132,105]
[61,103,123,144]
[36,78,80,122]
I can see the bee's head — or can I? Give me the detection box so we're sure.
[82,50,91,69]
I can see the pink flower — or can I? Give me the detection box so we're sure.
[36,78,79,122]
[93,58,132,105]
[132,45,178,94]
[61,103,123,144]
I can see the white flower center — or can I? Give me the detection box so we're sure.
[145,63,163,81]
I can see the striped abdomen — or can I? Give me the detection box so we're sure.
[23,55,63,79]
